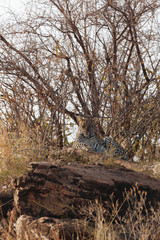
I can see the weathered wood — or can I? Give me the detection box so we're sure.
[11,162,160,219]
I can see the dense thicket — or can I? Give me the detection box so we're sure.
[0,0,159,160]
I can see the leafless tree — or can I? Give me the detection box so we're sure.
[0,0,159,159]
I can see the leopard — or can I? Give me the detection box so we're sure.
[74,117,129,160]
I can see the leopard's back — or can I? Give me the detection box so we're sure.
[104,136,129,160]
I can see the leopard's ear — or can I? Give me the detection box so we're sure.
[76,116,83,125]
[92,117,100,124]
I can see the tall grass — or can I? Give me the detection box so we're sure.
[92,186,160,240]
[0,122,47,187]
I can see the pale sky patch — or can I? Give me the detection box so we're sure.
[0,0,26,19]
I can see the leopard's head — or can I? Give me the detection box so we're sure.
[76,117,104,138]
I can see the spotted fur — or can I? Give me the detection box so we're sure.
[74,117,129,160]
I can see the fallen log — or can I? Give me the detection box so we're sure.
[11,162,160,218]
[7,161,160,239]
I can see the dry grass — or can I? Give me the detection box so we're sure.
[0,122,47,188]
[89,186,160,240]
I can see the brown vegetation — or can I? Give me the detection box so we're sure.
[0,0,159,160]
[0,0,159,239]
